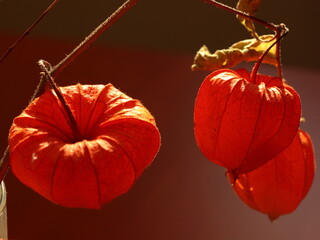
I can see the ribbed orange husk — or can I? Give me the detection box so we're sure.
[229,129,315,220]
[9,83,161,209]
[194,68,301,174]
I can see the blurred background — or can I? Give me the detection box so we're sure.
[0,0,320,239]
[0,0,319,69]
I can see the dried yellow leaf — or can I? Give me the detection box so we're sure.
[191,35,277,71]
[236,0,261,39]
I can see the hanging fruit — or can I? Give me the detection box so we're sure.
[0,0,159,210]
[192,0,317,222]
[193,0,303,176]
[194,68,301,174]
[228,129,315,220]
[9,83,161,209]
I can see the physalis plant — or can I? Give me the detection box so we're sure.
[192,0,315,220]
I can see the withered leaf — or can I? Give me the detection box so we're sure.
[191,35,277,71]
[236,0,261,39]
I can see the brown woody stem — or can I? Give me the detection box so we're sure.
[0,0,60,64]
[202,0,279,32]
[0,0,139,181]
[202,0,288,80]
[275,32,284,79]
[0,64,49,182]
[39,60,82,142]
[50,0,139,78]
[0,147,9,183]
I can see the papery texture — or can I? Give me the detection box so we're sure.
[229,129,315,220]
[194,68,301,174]
[9,83,161,209]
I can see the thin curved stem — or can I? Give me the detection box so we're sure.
[0,147,9,183]
[0,0,60,64]
[275,28,285,79]
[250,25,289,83]
[39,60,82,142]
[0,68,49,182]
[51,0,139,78]
[202,0,288,80]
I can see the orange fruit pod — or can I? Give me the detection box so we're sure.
[8,83,161,209]
[228,129,315,220]
[194,68,301,174]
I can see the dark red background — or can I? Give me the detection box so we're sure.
[1,33,320,240]
[0,0,320,239]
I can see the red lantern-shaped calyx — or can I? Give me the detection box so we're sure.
[229,129,315,220]
[194,68,301,174]
[9,83,161,209]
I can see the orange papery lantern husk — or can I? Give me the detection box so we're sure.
[229,129,315,221]
[194,68,301,174]
[9,83,161,209]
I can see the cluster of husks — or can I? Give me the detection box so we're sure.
[194,68,315,220]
